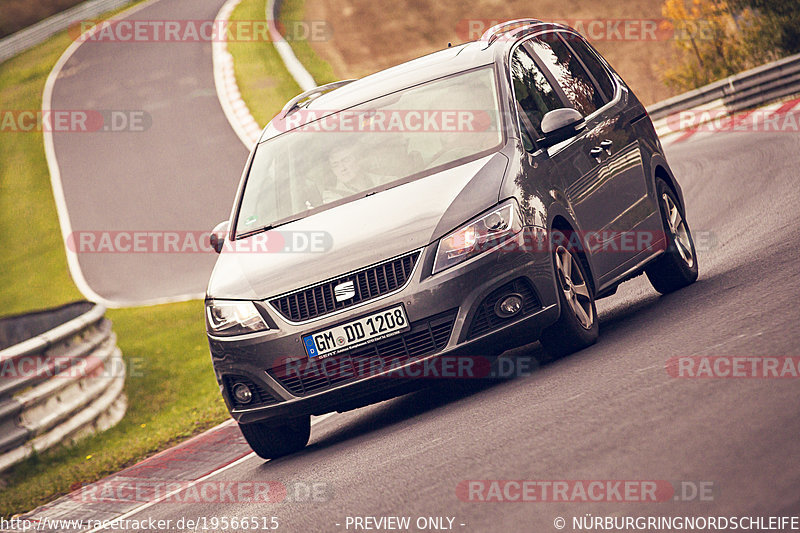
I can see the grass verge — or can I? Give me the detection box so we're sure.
[228,0,336,126]
[279,0,337,86]
[228,0,302,126]
[0,4,229,517]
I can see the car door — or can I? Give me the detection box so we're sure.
[508,40,600,257]
[527,32,651,279]
[562,33,658,276]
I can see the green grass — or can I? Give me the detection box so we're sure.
[0,4,228,517]
[0,33,83,313]
[279,0,337,86]
[1,302,227,517]
[228,0,336,126]
[229,0,302,126]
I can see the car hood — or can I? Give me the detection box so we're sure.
[207,152,509,300]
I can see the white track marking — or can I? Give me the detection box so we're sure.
[211,0,319,149]
[265,0,316,91]
[660,98,800,147]
[212,0,262,147]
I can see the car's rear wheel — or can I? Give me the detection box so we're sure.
[539,230,599,359]
[645,178,698,294]
[239,415,310,459]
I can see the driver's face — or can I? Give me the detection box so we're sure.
[330,150,357,180]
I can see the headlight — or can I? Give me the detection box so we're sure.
[205,300,268,336]
[433,200,522,274]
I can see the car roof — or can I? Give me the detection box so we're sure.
[308,41,496,111]
[259,20,574,142]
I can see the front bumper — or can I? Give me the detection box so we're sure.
[207,226,560,424]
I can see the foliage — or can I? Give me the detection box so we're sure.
[660,0,797,90]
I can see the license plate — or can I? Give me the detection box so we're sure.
[302,305,409,358]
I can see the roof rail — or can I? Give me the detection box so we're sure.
[480,18,543,45]
[280,79,358,118]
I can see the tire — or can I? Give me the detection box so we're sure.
[645,178,699,294]
[239,415,311,459]
[539,230,599,359]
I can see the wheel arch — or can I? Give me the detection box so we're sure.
[649,153,686,212]
[549,213,597,298]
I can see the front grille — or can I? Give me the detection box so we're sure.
[222,375,279,408]
[267,310,456,396]
[466,278,540,340]
[268,251,420,323]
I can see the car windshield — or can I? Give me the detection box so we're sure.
[234,67,502,237]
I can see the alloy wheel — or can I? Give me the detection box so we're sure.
[554,246,593,329]
[662,193,694,268]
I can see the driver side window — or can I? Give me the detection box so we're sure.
[510,44,564,151]
[527,33,605,117]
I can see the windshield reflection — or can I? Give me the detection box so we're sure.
[235,67,502,238]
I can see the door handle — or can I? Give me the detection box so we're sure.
[589,147,603,159]
[600,139,613,148]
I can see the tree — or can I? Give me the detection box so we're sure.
[729,0,800,56]
[661,0,753,90]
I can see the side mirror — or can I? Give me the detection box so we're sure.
[209,221,230,254]
[538,108,585,148]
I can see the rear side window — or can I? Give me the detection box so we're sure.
[565,36,616,103]
[527,34,604,116]
[510,44,564,149]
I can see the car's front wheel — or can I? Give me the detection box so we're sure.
[539,230,599,359]
[239,415,311,459]
[645,178,699,294]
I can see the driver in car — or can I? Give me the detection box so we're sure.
[322,144,378,203]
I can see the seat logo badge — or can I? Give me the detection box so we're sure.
[334,281,356,302]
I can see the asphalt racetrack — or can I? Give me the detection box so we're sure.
[49,0,246,304]
[23,129,800,530]
[141,128,800,530]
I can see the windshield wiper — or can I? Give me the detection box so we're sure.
[236,216,303,239]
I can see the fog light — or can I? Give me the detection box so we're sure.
[495,294,523,318]
[232,382,253,404]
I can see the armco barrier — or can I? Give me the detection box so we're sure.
[648,53,800,138]
[0,301,126,473]
[0,0,137,64]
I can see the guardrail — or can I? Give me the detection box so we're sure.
[0,0,136,64]
[648,53,800,137]
[0,301,126,473]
